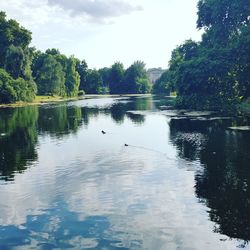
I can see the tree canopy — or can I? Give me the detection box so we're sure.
[156,0,250,111]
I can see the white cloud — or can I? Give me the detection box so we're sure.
[47,0,143,21]
[0,0,202,69]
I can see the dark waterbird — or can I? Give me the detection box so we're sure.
[101,130,106,134]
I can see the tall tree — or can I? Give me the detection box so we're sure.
[197,0,250,44]
[0,12,32,75]
[84,69,103,94]
[64,56,80,97]
[76,59,88,91]
[123,61,152,94]
[109,62,125,94]
[0,12,36,103]
[33,53,65,96]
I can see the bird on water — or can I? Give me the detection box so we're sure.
[101,130,106,134]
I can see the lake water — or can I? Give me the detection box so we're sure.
[0,95,250,249]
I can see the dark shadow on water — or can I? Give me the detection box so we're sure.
[169,116,250,245]
[0,106,38,181]
[0,96,157,181]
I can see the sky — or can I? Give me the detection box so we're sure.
[0,0,203,69]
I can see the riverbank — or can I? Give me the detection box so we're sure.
[0,94,152,108]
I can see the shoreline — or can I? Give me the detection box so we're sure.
[0,94,152,108]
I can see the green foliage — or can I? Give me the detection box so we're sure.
[98,67,111,89]
[0,11,32,68]
[64,57,80,97]
[0,12,36,103]
[0,12,153,103]
[153,70,174,95]
[231,25,250,99]
[76,59,88,91]
[136,78,152,94]
[0,68,36,103]
[32,50,81,97]
[167,0,250,111]
[0,68,16,103]
[108,62,125,94]
[12,78,37,102]
[197,0,250,44]
[122,61,152,94]
[32,53,66,96]
[84,69,104,94]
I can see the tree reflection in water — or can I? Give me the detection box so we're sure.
[0,106,38,181]
[169,117,250,244]
[0,97,152,181]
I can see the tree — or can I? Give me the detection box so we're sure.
[0,12,32,76]
[109,62,125,94]
[0,12,36,104]
[0,68,16,103]
[64,56,80,97]
[197,0,250,44]
[76,59,88,91]
[0,68,36,103]
[84,69,103,94]
[123,61,151,94]
[98,67,111,90]
[45,48,60,56]
[33,53,65,96]
[153,70,174,95]
[231,25,250,99]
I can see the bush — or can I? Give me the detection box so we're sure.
[0,68,36,103]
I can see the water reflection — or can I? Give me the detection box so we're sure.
[38,105,83,137]
[0,97,152,181]
[0,96,249,249]
[169,117,250,244]
[0,106,38,181]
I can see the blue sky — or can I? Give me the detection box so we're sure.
[0,0,202,69]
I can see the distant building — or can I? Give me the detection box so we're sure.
[147,68,166,84]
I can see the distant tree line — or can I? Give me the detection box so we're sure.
[153,0,250,111]
[2,0,249,111]
[0,11,152,104]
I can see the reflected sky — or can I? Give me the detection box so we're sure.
[0,96,249,249]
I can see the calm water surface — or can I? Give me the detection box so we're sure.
[0,96,250,249]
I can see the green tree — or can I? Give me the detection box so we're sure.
[98,67,111,90]
[197,0,250,44]
[0,68,36,103]
[33,53,66,96]
[0,68,16,103]
[123,61,151,94]
[84,69,103,94]
[65,56,80,96]
[231,25,250,99]
[0,11,32,68]
[0,12,36,103]
[76,59,88,92]
[153,70,174,95]
[109,62,125,94]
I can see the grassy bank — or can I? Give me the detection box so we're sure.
[0,95,79,108]
[0,94,151,108]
